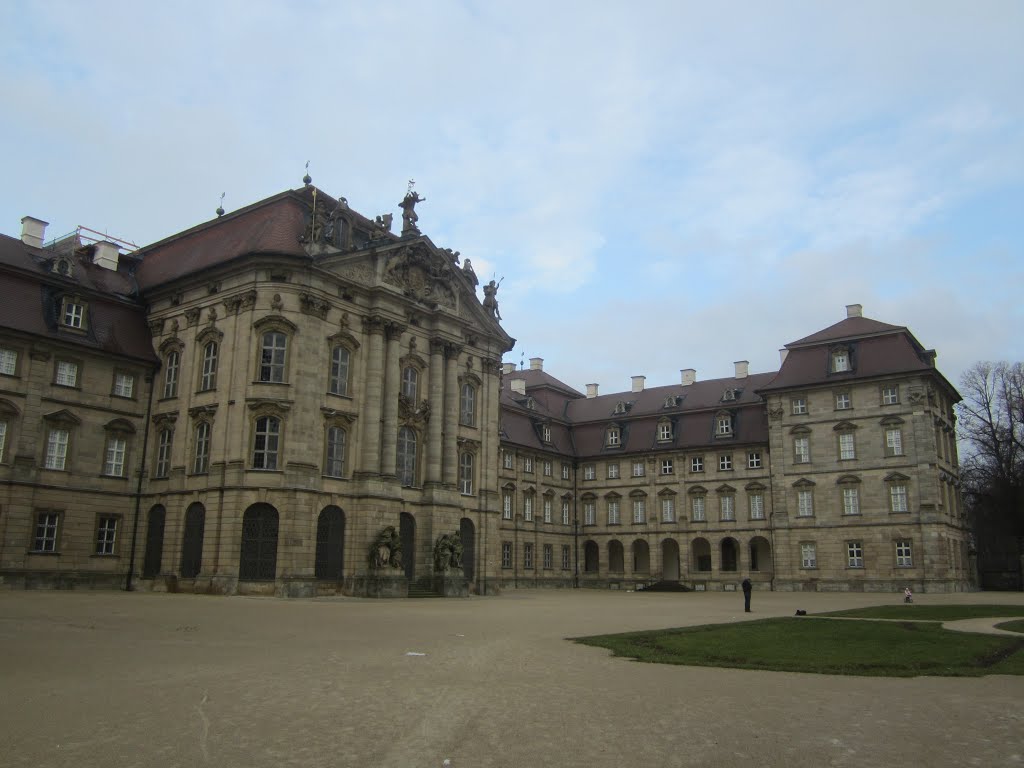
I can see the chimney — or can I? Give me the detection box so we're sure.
[93,241,120,271]
[779,348,789,365]
[502,362,516,375]
[846,303,863,319]
[734,361,749,379]
[511,379,526,396]
[586,383,599,399]
[680,369,696,386]
[21,216,48,248]
[529,357,544,371]
[631,375,645,393]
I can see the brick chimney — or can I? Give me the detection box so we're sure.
[586,383,599,399]
[680,369,696,386]
[631,375,645,393]
[21,216,48,248]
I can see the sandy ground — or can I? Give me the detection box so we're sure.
[0,588,1022,768]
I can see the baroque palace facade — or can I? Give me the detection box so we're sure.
[0,184,974,595]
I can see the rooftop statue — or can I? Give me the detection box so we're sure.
[483,278,502,321]
[462,258,479,288]
[399,191,425,235]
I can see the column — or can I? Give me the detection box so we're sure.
[379,322,405,477]
[358,316,385,475]
[426,338,445,485]
[442,342,462,487]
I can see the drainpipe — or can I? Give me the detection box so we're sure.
[125,372,156,591]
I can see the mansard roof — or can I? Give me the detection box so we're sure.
[787,315,908,347]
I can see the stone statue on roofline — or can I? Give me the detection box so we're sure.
[399,180,425,235]
[462,258,479,288]
[483,278,502,321]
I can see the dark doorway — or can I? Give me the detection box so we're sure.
[460,517,475,580]
[142,505,165,578]
[239,504,279,581]
[180,503,205,579]
[400,512,415,580]
[315,506,345,581]
[584,541,599,573]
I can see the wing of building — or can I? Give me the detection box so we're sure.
[0,195,972,595]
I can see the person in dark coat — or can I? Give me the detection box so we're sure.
[741,578,752,612]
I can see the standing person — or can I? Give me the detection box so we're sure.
[741,578,752,612]
[904,586,913,603]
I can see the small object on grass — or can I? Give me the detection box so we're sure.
[795,609,807,616]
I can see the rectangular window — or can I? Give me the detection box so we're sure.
[658,423,673,441]
[882,386,899,405]
[55,360,78,387]
[460,384,476,426]
[62,300,85,328]
[562,500,570,525]
[523,542,534,570]
[502,492,512,519]
[833,352,850,372]
[163,351,179,398]
[33,512,60,552]
[607,463,620,479]
[661,497,675,522]
[747,452,761,469]
[886,428,903,456]
[791,397,807,415]
[113,372,134,398]
[523,457,533,473]
[632,499,645,524]
[691,496,706,521]
[155,429,173,477]
[607,500,620,525]
[895,540,913,567]
[801,542,817,569]
[543,497,552,523]
[632,461,645,477]
[719,454,732,471]
[842,487,860,515]
[835,392,851,410]
[794,437,810,464]
[720,495,735,521]
[583,464,595,481]
[691,456,704,473]
[543,543,553,569]
[606,428,621,446]
[584,501,596,526]
[503,451,514,470]
[561,545,571,570]
[523,495,534,522]
[259,332,287,383]
[717,416,733,435]
[195,423,213,475]
[104,437,126,477]
[501,541,512,568]
[847,541,864,568]
[839,433,856,460]
[543,460,552,477]
[890,484,909,512]
[561,463,571,480]
[797,489,814,517]
[0,420,7,463]
[0,347,17,376]
[96,516,118,555]
[749,493,764,520]
[660,459,673,475]
[45,428,69,470]
[200,343,218,391]
[541,425,551,443]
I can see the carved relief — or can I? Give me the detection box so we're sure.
[335,264,375,286]
[768,404,785,420]
[184,308,200,327]
[299,292,330,320]
[271,293,284,312]
[225,291,257,315]
[382,245,456,309]
[320,407,357,426]
[188,404,219,419]
[148,319,165,336]
[152,412,178,428]
[361,315,386,334]
[399,395,431,426]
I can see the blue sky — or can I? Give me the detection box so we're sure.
[2,1,1021,397]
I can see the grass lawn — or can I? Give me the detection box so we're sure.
[575,613,1024,677]
[997,619,1024,634]
[819,604,1024,621]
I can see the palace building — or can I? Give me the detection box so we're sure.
[0,185,974,595]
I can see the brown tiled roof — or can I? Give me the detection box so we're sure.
[134,190,312,290]
[787,316,907,347]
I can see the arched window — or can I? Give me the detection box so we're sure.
[330,346,351,396]
[252,416,281,470]
[397,426,417,487]
[459,451,474,495]
[259,332,287,383]
[325,426,346,477]
[402,366,419,401]
[200,341,218,391]
[193,421,211,474]
[460,383,476,426]
[163,350,180,398]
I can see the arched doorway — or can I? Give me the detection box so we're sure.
[692,538,712,573]
[180,503,205,579]
[399,512,415,580]
[661,539,680,581]
[239,504,279,581]
[608,540,624,573]
[632,540,650,574]
[460,518,475,580]
[584,540,599,573]
[315,506,345,581]
[749,536,772,573]
[721,537,739,572]
[142,505,165,578]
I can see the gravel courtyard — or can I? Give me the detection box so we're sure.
[1,588,1022,768]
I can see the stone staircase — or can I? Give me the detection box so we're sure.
[407,578,443,598]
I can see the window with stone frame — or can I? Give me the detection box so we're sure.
[719,454,732,471]
[632,460,645,477]
[660,495,675,522]
[561,499,571,525]
[795,483,815,517]
[523,456,533,473]
[791,396,808,415]
[0,346,18,377]
[32,511,61,552]
[831,347,851,373]
[895,539,913,567]
[747,451,762,469]
[61,297,87,330]
[543,495,553,523]
[749,492,765,520]
[562,544,571,570]
[55,359,79,388]
[523,542,534,570]
[606,497,620,525]
[460,382,477,426]
[691,456,704,473]
[792,427,811,464]
[801,542,817,568]
[836,425,857,460]
[154,428,173,477]
[459,451,474,495]
[501,541,512,568]
[95,515,119,555]
[841,484,860,515]
[886,474,910,512]
[45,428,70,470]
[199,341,219,391]
[325,426,347,478]
[112,371,135,399]
[194,421,212,475]
[658,420,673,441]
[401,365,418,401]
[881,385,900,405]
[835,391,852,410]
[561,462,571,480]
[847,541,864,568]
[163,349,180,398]
[606,425,621,447]
[543,459,552,477]
[632,497,646,524]
[396,426,417,486]
[660,458,674,475]
[583,464,596,481]
[543,543,553,569]
[503,451,514,470]
[259,331,288,383]
[715,413,734,436]
[502,489,513,519]
[541,424,552,443]
[607,462,620,479]
[583,498,596,525]
[719,491,735,521]
[884,422,904,456]
[329,345,353,396]
[690,490,707,521]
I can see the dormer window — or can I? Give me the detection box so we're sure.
[657,421,673,441]
[831,347,851,373]
[526,397,536,410]
[54,258,72,276]
[663,395,683,408]
[722,389,738,402]
[716,413,734,437]
[613,401,628,415]
[61,297,86,330]
[541,424,552,443]
[606,425,621,447]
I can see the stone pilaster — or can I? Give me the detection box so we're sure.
[380,322,405,477]
[358,315,386,475]
[442,343,462,487]
[427,338,445,485]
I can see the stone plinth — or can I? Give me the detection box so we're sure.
[349,573,408,598]
[432,573,469,597]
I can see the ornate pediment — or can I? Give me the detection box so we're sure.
[398,394,431,426]
[382,244,457,310]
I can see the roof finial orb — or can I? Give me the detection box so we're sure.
[216,192,225,218]
[303,160,312,187]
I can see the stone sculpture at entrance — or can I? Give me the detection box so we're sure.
[369,526,403,570]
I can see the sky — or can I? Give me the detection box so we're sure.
[2,0,1022,398]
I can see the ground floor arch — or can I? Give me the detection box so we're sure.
[315,506,345,581]
[661,539,680,580]
[721,537,739,572]
[400,512,415,580]
[584,540,600,573]
[142,505,166,579]
[180,502,205,579]
[749,536,772,573]
[460,517,476,581]
[239,504,279,581]
[692,538,712,572]
[632,539,650,574]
